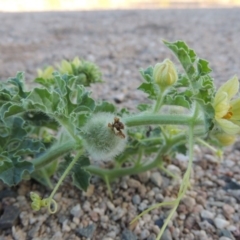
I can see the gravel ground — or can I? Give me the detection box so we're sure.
[1,8,240,240]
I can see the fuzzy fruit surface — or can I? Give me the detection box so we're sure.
[81,112,127,161]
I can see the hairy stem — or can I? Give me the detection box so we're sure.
[33,140,75,169]
[124,114,203,127]
[153,90,165,113]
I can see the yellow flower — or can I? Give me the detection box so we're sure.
[213,76,240,135]
[214,133,236,146]
[37,66,54,79]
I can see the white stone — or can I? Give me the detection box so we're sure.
[150,172,162,187]
[214,218,230,229]
[200,209,215,219]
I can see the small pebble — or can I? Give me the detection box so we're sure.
[0,205,20,230]
[132,194,141,205]
[201,209,215,219]
[214,218,230,229]
[222,204,235,219]
[76,224,96,238]
[70,204,82,218]
[122,229,138,240]
[138,171,151,183]
[127,178,141,189]
[150,172,162,187]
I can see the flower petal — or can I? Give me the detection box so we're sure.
[231,98,240,120]
[213,92,230,119]
[215,133,236,146]
[217,75,239,101]
[216,118,240,135]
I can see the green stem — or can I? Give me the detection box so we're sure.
[124,114,203,127]
[104,175,113,199]
[47,150,83,213]
[33,140,75,169]
[85,133,186,181]
[159,164,177,179]
[196,137,218,153]
[156,202,179,240]
[153,90,165,113]
[156,123,195,239]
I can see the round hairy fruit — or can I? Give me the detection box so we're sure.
[81,112,128,161]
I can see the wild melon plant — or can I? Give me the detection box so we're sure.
[1,40,239,239]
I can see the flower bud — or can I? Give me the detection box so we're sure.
[37,66,54,79]
[81,113,127,161]
[153,59,178,91]
[214,133,236,146]
[58,60,73,74]
[72,57,81,68]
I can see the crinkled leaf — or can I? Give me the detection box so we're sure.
[58,155,91,192]
[72,168,91,191]
[175,74,189,87]
[53,73,68,96]
[197,58,212,76]
[12,138,45,156]
[75,112,89,128]
[0,156,34,186]
[34,77,55,88]
[2,104,25,119]
[9,117,27,140]
[94,101,116,113]
[8,72,29,99]
[139,66,153,83]
[163,40,196,79]
[25,88,64,114]
[137,103,151,111]
[80,92,95,111]
[173,144,187,155]
[23,111,58,130]
[138,82,157,100]
[165,93,191,109]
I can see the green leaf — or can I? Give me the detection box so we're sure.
[2,104,25,119]
[139,66,153,83]
[138,82,157,100]
[163,40,196,79]
[23,111,59,130]
[25,88,64,114]
[8,72,29,99]
[31,161,58,188]
[34,77,55,88]
[72,168,91,191]
[197,59,212,76]
[58,154,91,192]
[165,92,191,109]
[94,101,116,113]
[137,103,151,111]
[75,112,89,128]
[53,73,68,96]
[12,138,45,156]
[0,156,34,186]
[173,144,187,155]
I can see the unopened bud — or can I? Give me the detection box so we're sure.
[215,133,236,146]
[153,59,178,91]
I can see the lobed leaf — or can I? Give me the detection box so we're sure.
[0,156,34,186]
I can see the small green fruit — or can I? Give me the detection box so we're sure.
[81,113,127,161]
